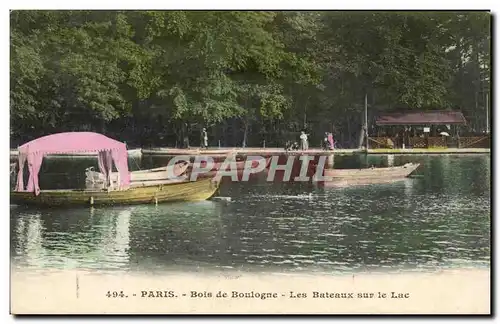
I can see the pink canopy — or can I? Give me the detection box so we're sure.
[15,132,130,195]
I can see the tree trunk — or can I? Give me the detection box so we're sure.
[358,107,366,149]
[173,123,181,148]
[303,100,308,130]
[242,117,248,148]
[184,123,190,148]
[476,42,483,132]
[175,122,189,148]
[347,116,351,148]
[100,120,106,134]
[231,118,238,147]
[179,123,185,148]
[221,120,226,147]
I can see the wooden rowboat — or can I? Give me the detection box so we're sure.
[130,162,189,181]
[318,177,412,188]
[187,157,271,179]
[85,178,190,190]
[189,157,271,172]
[11,177,220,207]
[323,163,420,181]
[13,132,220,208]
[85,162,189,185]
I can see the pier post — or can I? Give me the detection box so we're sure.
[327,154,335,168]
[486,92,489,133]
[364,92,369,151]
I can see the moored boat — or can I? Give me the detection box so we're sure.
[11,177,219,207]
[323,163,420,181]
[11,132,219,208]
[187,156,272,179]
[188,156,271,172]
[85,161,189,185]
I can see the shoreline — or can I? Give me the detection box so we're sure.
[9,147,490,159]
[10,267,490,314]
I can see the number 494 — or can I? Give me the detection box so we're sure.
[106,291,126,298]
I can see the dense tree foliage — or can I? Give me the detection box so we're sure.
[10,10,491,148]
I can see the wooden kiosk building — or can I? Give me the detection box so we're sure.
[369,110,490,149]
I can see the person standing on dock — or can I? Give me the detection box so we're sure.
[323,132,329,150]
[327,132,334,150]
[201,128,208,149]
[300,131,309,151]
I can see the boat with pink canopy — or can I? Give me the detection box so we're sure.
[10,132,219,207]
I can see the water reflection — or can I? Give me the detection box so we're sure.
[126,201,224,271]
[96,208,131,268]
[10,155,490,274]
[11,201,224,272]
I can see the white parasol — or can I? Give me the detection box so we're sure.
[440,132,450,137]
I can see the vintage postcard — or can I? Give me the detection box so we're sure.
[8,8,491,315]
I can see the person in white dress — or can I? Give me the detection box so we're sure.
[299,131,309,150]
[201,128,208,149]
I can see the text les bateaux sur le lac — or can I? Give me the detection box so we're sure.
[106,290,410,300]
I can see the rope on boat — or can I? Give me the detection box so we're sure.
[131,155,142,171]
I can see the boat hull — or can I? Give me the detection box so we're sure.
[323,163,420,181]
[10,177,219,208]
[188,157,271,172]
[186,157,271,180]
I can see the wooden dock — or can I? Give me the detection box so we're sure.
[140,147,490,156]
[364,148,490,155]
[140,147,358,156]
[9,148,143,159]
[10,147,490,159]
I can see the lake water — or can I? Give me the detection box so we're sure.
[10,154,491,275]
